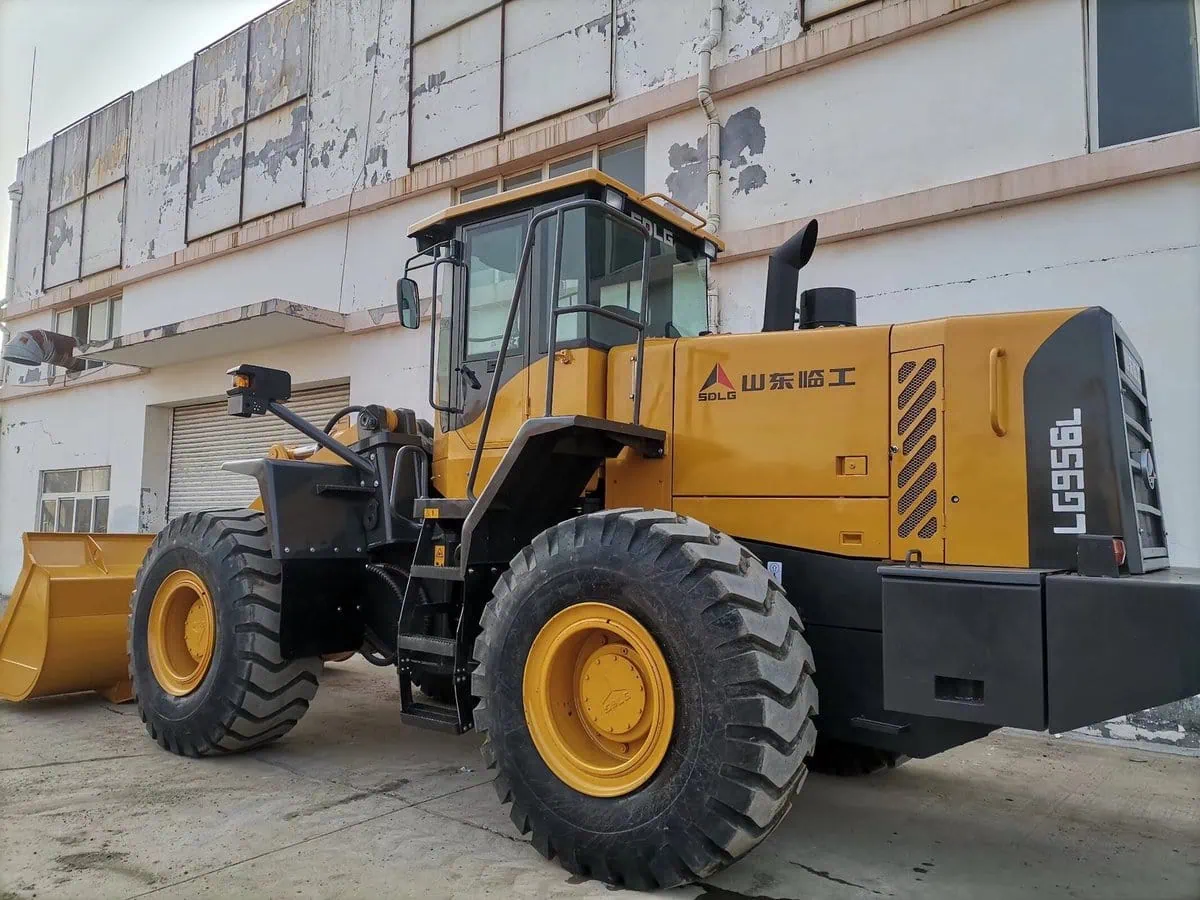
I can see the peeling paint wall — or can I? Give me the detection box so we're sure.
[307,0,410,206]
[9,145,50,302]
[502,0,612,132]
[124,63,192,267]
[243,100,308,220]
[187,129,244,239]
[411,7,502,162]
[86,96,131,196]
[614,0,802,99]
[649,0,1087,231]
[118,187,450,333]
[192,28,250,146]
[80,182,124,275]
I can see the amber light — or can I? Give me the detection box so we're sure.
[1112,538,1127,567]
[232,374,251,389]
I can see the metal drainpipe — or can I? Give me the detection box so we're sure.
[697,0,724,331]
[4,179,20,312]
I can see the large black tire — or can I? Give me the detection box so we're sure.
[807,737,908,776]
[472,509,818,889]
[129,510,321,757]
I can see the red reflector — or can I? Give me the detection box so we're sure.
[1112,538,1127,567]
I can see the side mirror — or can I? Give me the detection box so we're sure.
[396,278,420,329]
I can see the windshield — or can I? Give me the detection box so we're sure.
[545,206,708,347]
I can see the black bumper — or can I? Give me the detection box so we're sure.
[880,565,1200,733]
[1044,566,1200,732]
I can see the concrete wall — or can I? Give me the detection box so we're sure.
[118,187,450,332]
[5,0,818,304]
[647,0,1087,226]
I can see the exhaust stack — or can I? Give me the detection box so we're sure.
[761,220,818,332]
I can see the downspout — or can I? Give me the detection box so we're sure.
[4,179,20,312]
[697,0,724,330]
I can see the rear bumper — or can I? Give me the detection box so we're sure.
[1044,567,1200,732]
[880,565,1200,733]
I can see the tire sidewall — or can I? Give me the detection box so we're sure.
[483,538,730,845]
[131,540,238,739]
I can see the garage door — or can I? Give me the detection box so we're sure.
[167,383,351,520]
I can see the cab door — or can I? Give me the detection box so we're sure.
[451,211,532,450]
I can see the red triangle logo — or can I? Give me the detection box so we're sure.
[700,363,735,392]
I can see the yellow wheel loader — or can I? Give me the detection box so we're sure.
[3,170,1200,889]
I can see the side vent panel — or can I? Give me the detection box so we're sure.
[891,347,945,562]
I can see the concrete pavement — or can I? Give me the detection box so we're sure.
[1,658,1197,900]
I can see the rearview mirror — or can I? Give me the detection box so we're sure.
[396,278,420,329]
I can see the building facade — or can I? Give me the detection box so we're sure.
[2,0,1198,654]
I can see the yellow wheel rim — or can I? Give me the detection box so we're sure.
[147,569,215,697]
[523,602,675,798]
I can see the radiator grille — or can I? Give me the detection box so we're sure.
[892,349,943,559]
[1116,332,1167,565]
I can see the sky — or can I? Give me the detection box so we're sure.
[0,0,280,304]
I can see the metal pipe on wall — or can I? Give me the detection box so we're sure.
[5,179,21,309]
[696,0,725,330]
[697,0,724,233]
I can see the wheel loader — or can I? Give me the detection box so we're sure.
[2,170,1199,889]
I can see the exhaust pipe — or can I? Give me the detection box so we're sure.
[761,219,818,332]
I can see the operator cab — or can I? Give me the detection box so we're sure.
[400,170,722,436]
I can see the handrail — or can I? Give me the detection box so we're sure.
[465,198,653,500]
[640,192,709,229]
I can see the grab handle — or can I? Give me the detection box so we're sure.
[989,347,1008,437]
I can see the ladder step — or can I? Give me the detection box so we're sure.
[401,702,468,735]
[410,564,463,581]
[397,633,456,658]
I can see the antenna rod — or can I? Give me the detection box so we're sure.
[25,47,37,153]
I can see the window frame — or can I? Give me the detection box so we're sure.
[36,466,112,534]
[461,210,533,362]
[50,294,122,375]
[455,136,646,203]
[1087,0,1200,151]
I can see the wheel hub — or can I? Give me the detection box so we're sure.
[523,602,674,798]
[147,569,215,697]
[579,647,646,737]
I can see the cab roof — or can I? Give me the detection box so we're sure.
[406,168,725,252]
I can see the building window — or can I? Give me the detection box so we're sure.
[1091,0,1200,148]
[599,137,646,193]
[38,467,111,533]
[456,137,646,203]
[53,295,122,373]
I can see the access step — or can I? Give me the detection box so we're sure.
[400,701,469,735]
[397,633,455,658]
[409,564,463,581]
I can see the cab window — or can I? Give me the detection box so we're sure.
[464,214,529,359]
[541,206,708,350]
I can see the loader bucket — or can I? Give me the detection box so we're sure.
[0,532,154,703]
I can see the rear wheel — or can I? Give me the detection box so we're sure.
[473,509,818,889]
[129,510,321,756]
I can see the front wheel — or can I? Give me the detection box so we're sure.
[129,509,321,756]
[472,509,818,889]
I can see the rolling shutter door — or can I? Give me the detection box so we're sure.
[167,383,351,520]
